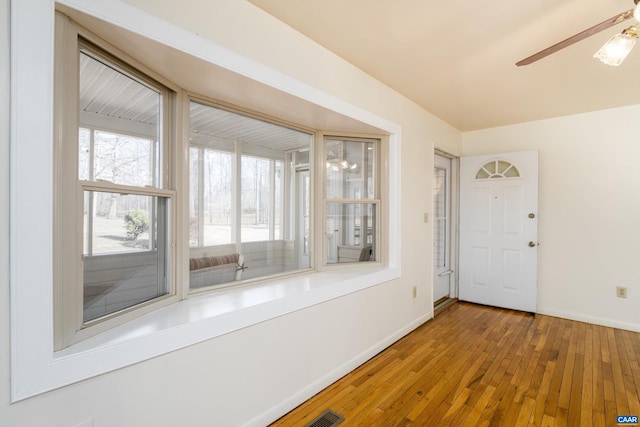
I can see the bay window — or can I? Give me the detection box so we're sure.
[12,5,399,400]
[53,14,385,349]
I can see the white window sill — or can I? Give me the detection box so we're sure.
[40,267,399,396]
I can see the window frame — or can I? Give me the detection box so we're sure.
[320,134,386,267]
[53,16,183,349]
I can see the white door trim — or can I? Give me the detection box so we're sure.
[433,151,459,304]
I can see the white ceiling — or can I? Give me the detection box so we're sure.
[248,0,640,131]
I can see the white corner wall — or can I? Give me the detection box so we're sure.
[463,106,640,332]
[1,0,461,426]
[1,0,11,423]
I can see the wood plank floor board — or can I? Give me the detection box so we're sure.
[608,328,632,418]
[462,384,496,427]
[543,319,572,419]
[593,325,606,416]
[604,400,618,427]
[557,322,579,411]
[515,396,536,426]
[529,360,556,426]
[580,326,594,427]
[593,410,606,427]
[269,302,640,427]
[567,352,584,427]
[435,387,473,426]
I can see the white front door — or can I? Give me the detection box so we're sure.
[433,154,452,303]
[459,151,538,312]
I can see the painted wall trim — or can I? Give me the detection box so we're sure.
[537,308,639,333]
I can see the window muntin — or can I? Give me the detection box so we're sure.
[188,101,313,289]
[324,137,379,264]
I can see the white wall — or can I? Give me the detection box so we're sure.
[463,106,640,332]
[1,0,11,423]
[1,1,461,426]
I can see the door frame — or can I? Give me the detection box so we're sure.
[433,149,460,304]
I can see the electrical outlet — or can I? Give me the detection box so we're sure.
[423,213,429,223]
[616,286,628,299]
[412,286,417,299]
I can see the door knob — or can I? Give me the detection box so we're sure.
[528,241,536,247]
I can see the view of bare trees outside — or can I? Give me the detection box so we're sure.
[79,128,156,186]
[80,127,157,254]
[187,100,313,281]
[189,147,233,246]
[188,147,282,246]
[241,156,282,243]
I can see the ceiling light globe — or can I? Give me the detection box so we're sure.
[594,27,638,66]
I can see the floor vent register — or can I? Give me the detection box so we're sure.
[305,409,344,427]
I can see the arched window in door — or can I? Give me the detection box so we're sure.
[475,160,520,179]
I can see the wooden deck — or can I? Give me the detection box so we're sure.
[270,301,640,426]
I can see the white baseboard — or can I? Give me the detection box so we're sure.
[244,312,433,427]
[537,308,640,332]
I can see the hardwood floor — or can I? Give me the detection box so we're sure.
[270,302,640,427]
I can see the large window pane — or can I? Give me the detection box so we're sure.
[92,130,154,186]
[82,192,170,322]
[79,50,160,187]
[188,101,312,289]
[83,192,161,255]
[203,149,233,246]
[241,156,279,243]
[326,202,376,264]
[188,147,233,247]
[326,138,375,200]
